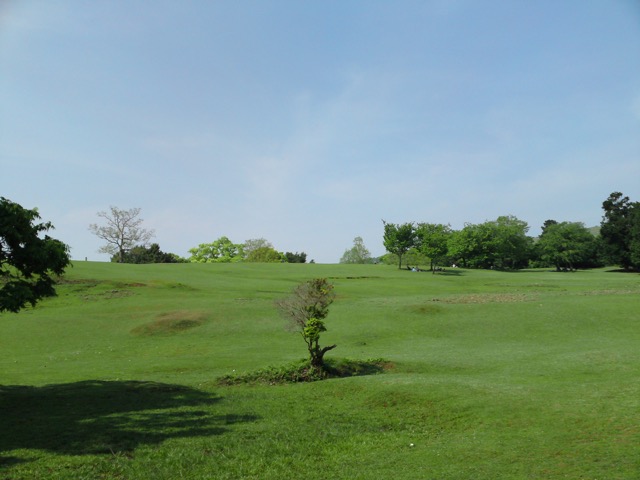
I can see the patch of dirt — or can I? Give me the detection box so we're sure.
[580,289,640,296]
[410,304,444,315]
[327,276,381,280]
[130,310,207,336]
[81,289,134,301]
[431,293,536,304]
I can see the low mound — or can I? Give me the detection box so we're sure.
[130,310,207,336]
[217,358,392,386]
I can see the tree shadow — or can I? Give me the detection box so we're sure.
[605,268,639,274]
[0,380,258,457]
[433,270,464,276]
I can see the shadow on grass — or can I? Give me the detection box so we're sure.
[0,380,258,457]
[606,268,640,274]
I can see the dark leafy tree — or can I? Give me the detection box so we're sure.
[89,207,154,263]
[541,219,558,235]
[447,216,531,270]
[629,205,640,270]
[416,223,452,271]
[447,222,494,268]
[600,192,640,270]
[0,197,70,312]
[275,278,336,370]
[111,243,184,264]
[490,215,532,269]
[382,221,416,269]
[284,252,307,263]
[537,222,598,271]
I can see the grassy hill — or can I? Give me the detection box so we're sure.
[1,262,639,479]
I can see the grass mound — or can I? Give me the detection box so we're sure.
[217,357,391,385]
[130,310,207,336]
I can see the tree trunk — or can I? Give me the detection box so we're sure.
[310,344,337,369]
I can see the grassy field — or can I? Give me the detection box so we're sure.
[1,261,639,479]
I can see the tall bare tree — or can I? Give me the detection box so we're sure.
[89,206,154,263]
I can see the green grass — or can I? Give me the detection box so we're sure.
[1,262,639,478]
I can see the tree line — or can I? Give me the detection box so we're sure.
[380,191,640,272]
[88,207,308,264]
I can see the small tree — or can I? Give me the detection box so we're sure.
[275,278,336,370]
[340,236,372,264]
[382,220,416,269]
[89,206,154,263]
[1,197,70,312]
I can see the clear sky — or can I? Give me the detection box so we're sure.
[1,1,639,263]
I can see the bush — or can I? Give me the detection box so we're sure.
[216,358,391,386]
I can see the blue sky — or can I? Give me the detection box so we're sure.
[1,1,639,263]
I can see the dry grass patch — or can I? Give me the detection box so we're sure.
[130,310,208,336]
[432,293,536,304]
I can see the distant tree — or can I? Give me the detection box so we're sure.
[416,223,452,271]
[245,246,284,263]
[541,219,558,235]
[629,205,640,270]
[537,222,598,271]
[112,243,184,264]
[0,197,71,312]
[275,278,336,371]
[188,237,244,263]
[242,238,273,259]
[382,221,416,269]
[448,216,531,270]
[600,192,639,270]
[284,252,307,263]
[89,206,154,263]
[490,215,532,269]
[447,223,488,268]
[340,236,372,264]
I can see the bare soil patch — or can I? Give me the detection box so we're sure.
[130,310,207,336]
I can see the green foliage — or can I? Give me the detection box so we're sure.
[111,243,184,264]
[382,221,416,269]
[340,236,372,264]
[217,359,328,385]
[490,215,532,269]
[275,278,336,369]
[188,236,244,263]
[245,246,284,263]
[630,205,640,270]
[284,251,307,263]
[416,223,452,270]
[600,192,640,270]
[217,357,389,385]
[0,197,70,312]
[445,216,531,269]
[537,221,599,271]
